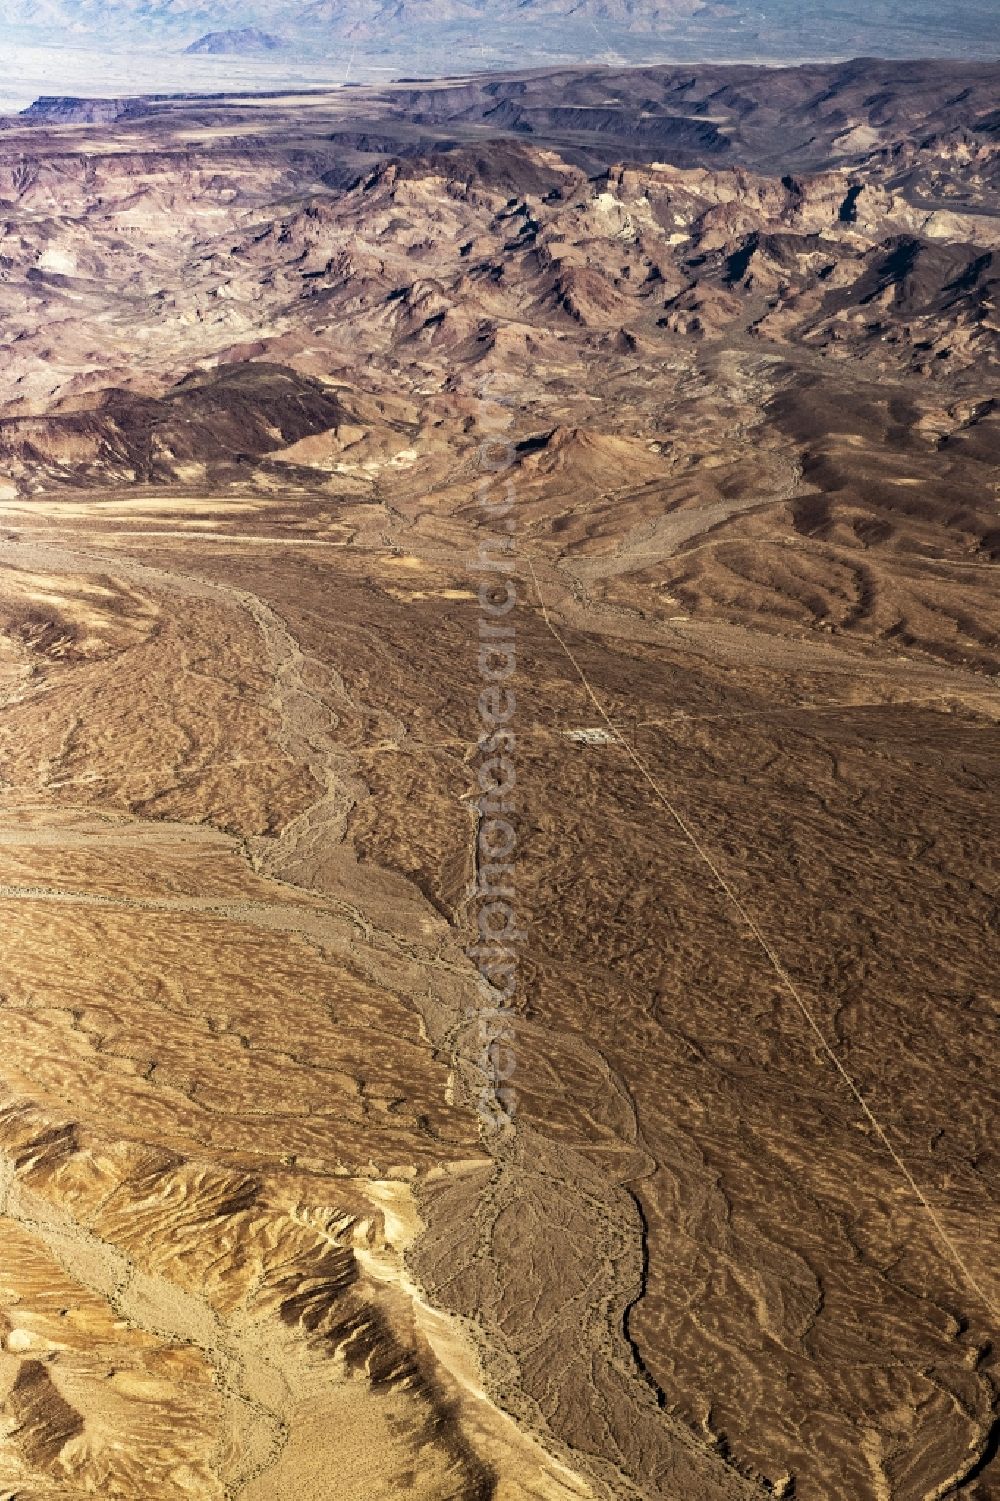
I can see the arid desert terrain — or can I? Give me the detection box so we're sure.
[0,58,997,1501]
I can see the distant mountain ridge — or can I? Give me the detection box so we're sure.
[1,0,997,61]
[0,0,710,32]
[184,26,286,54]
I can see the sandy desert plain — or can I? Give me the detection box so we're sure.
[0,56,997,1501]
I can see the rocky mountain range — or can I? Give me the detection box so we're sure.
[1,0,998,62]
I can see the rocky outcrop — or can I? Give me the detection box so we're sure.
[184,27,287,54]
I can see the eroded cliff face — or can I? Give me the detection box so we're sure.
[0,63,997,1501]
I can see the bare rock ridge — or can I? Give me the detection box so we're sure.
[18,96,137,124]
[0,55,996,1501]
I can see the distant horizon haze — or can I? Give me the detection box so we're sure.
[0,0,990,117]
[0,0,997,110]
